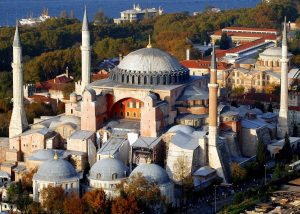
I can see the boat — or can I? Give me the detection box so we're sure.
[19,9,51,26]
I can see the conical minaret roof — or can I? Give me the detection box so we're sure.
[82,6,89,31]
[211,45,217,70]
[13,21,21,47]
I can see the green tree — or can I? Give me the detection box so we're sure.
[230,163,247,185]
[277,133,293,164]
[256,140,268,166]
[219,32,231,50]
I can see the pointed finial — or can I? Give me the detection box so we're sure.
[54,150,58,160]
[211,45,217,70]
[82,5,89,31]
[146,157,152,164]
[13,21,21,47]
[146,35,152,48]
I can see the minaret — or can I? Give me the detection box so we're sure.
[277,17,289,138]
[81,6,91,93]
[9,23,28,138]
[208,45,226,180]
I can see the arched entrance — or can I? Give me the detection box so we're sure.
[110,98,144,120]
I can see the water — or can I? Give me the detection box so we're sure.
[0,0,260,26]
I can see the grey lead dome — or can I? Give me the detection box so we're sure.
[33,158,79,182]
[89,158,128,181]
[130,163,170,185]
[109,47,190,86]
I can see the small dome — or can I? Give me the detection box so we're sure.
[168,125,195,135]
[89,158,128,181]
[28,149,67,161]
[33,158,79,182]
[130,163,170,185]
[70,92,77,97]
[260,47,292,58]
[109,47,190,86]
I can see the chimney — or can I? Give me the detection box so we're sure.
[186,49,190,60]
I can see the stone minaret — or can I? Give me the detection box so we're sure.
[81,6,91,93]
[277,17,289,138]
[208,45,226,180]
[9,23,28,138]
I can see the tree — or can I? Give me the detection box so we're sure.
[111,196,139,214]
[293,124,298,137]
[41,185,65,214]
[21,167,38,191]
[64,192,83,214]
[267,103,273,113]
[232,86,245,96]
[256,140,268,166]
[230,163,247,185]
[219,32,231,50]
[82,189,110,214]
[277,133,293,164]
[119,173,161,213]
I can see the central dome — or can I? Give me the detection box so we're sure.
[109,47,190,86]
[118,48,184,73]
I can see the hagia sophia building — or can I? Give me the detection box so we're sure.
[0,8,296,205]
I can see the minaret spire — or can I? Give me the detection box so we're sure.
[147,35,152,48]
[9,22,28,138]
[79,5,91,95]
[277,16,289,138]
[207,45,228,181]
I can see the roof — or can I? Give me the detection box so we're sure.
[0,170,10,178]
[89,158,128,181]
[28,95,55,103]
[33,158,79,182]
[35,75,73,91]
[180,60,230,70]
[98,137,128,156]
[222,27,278,33]
[117,47,185,74]
[178,85,208,101]
[170,131,204,151]
[69,130,94,140]
[168,125,195,135]
[132,136,161,149]
[241,119,268,129]
[193,166,216,177]
[21,128,50,137]
[28,149,69,161]
[130,163,170,185]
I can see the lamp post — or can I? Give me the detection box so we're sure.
[214,185,217,214]
[264,164,267,185]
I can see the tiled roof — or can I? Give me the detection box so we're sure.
[36,75,73,91]
[28,95,55,103]
[223,27,277,33]
[180,60,230,70]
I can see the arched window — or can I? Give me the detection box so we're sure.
[144,76,147,84]
[97,173,101,179]
[112,173,118,180]
[133,112,136,117]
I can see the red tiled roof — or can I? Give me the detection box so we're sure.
[223,27,277,33]
[214,37,271,59]
[180,60,230,70]
[28,95,55,103]
[36,75,73,91]
[213,31,277,40]
[92,70,109,81]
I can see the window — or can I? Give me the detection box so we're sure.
[114,112,117,117]
[65,184,68,189]
[127,102,130,107]
[126,112,129,117]
[132,100,136,108]
[71,109,73,114]
[112,173,118,180]
[120,111,123,117]
[97,173,101,179]
[120,102,123,108]
[71,183,73,188]
[133,112,136,117]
